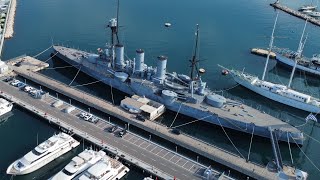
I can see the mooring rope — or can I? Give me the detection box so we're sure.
[290,133,320,172]
[33,45,53,58]
[68,66,82,86]
[170,102,183,128]
[247,126,254,162]
[70,79,102,88]
[287,132,294,165]
[217,117,245,159]
[44,51,59,63]
[171,114,212,129]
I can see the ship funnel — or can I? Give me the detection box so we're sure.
[135,49,145,72]
[115,44,125,68]
[155,55,167,81]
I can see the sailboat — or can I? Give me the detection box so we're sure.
[220,13,320,113]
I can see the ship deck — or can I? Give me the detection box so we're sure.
[0,55,282,179]
[56,45,301,134]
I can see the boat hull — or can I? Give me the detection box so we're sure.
[232,74,320,114]
[54,47,304,145]
[6,140,80,175]
[276,53,320,76]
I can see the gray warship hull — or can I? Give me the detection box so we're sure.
[53,46,304,145]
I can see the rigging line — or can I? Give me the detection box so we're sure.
[247,126,254,162]
[171,114,212,129]
[44,52,59,63]
[294,122,308,128]
[302,131,320,145]
[217,117,245,159]
[70,79,102,88]
[211,83,240,93]
[170,102,183,128]
[287,132,294,165]
[274,66,285,85]
[33,45,53,58]
[68,66,82,86]
[290,133,320,172]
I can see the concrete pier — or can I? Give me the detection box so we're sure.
[4,0,16,39]
[271,2,320,26]
[0,75,213,180]
[2,55,285,179]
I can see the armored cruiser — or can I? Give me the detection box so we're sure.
[52,9,304,144]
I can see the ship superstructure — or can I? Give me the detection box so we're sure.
[50,149,106,180]
[53,9,304,144]
[6,132,80,175]
[76,155,129,180]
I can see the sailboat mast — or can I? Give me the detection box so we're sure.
[288,20,308,88]
[262,12,279,81]
[190,24,199,80]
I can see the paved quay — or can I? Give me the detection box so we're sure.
[4,0,16,39]
[0,78,212,180]
[4,56,280,180]
[270,2,320,26]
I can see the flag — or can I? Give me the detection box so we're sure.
[305,113,318,122]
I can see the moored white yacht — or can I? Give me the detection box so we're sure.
[50,149,106,180]
[6,132,80,175]
[221,14,320,114]
[0,98,13,116]
[75,155,129,180]
[299,5,317,11]
[308,11,320,17]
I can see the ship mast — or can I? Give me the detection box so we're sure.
[288,19,308,88]
[262,12,279,81]
[190,24,200,80]
[108,0,121,68]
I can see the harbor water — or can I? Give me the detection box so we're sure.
[1,0,320,179]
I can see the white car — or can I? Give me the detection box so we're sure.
[80,112,88,118]
[84,114,93,121]
[10,80,20,86]
[23,86,34,92]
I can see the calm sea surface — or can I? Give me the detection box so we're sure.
[1,0,320,179]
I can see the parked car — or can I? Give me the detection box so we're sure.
[17,82,26,88]
[79,112,88,118]
[171,128,181,135]
[89,116,99,124]
[10,80,20,86]
[108,125,118,133]
[119,129,127,138]
[3,76,14,82]
[84,114,93,121]
[23,86,34,92]
[136,114,145,122]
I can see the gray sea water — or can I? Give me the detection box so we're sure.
[1,0,320,179]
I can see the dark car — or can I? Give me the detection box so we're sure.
[136,114,145,122]
[171,128,181,135]
[119,129,127,138]
[108,125,118,133]
[3,76,14,82]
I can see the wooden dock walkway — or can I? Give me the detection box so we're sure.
[5,56,280,180]
[270,2,320,26]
